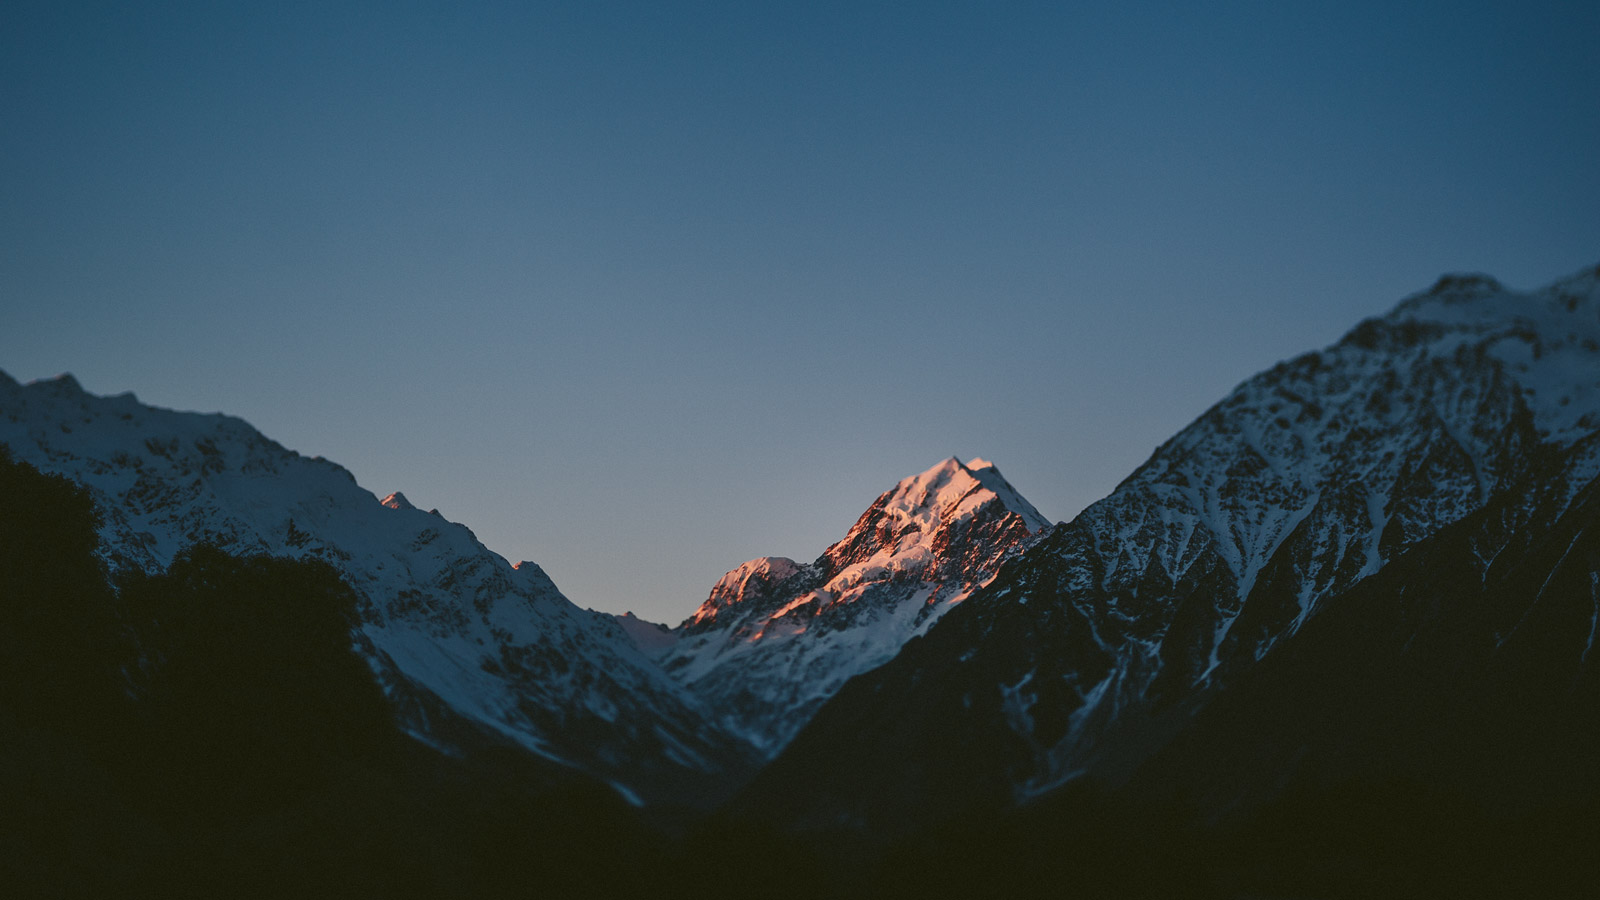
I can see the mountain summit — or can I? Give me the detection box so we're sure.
[662,456,1051,755]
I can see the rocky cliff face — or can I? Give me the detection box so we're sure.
[0,374,753,805]
[739,264,1600,831]
[662,456,1051,755]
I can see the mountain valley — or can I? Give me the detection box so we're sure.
[5,261,1600,897]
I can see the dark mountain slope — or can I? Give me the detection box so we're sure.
[1130,434,1600,819]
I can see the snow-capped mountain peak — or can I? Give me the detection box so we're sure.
[662,456,1051,755]
[818,456,1048,600]
[865,455,1050,540]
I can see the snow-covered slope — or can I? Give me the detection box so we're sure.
[663,457,1050,755]
[740,262,1600,830]
[0,374,751,804]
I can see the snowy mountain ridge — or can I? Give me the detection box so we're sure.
[0,373,751,804]
[1006,262,1600,790]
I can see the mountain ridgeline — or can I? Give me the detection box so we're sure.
[0,374,752,809]
[4,261,1599,896]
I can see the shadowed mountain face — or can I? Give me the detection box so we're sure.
[0,374,755,806]
[737,264,1600,834]
[1129,431,1600,819]
[660,456,1050,755]
[0,450,685,899]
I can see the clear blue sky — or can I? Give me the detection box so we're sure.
[4,1,1597,622]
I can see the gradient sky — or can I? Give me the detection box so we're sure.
[4,1,1598,623]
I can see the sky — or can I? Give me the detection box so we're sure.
[3,1,1598,623]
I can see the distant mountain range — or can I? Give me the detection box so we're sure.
[4,261,1598,895]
